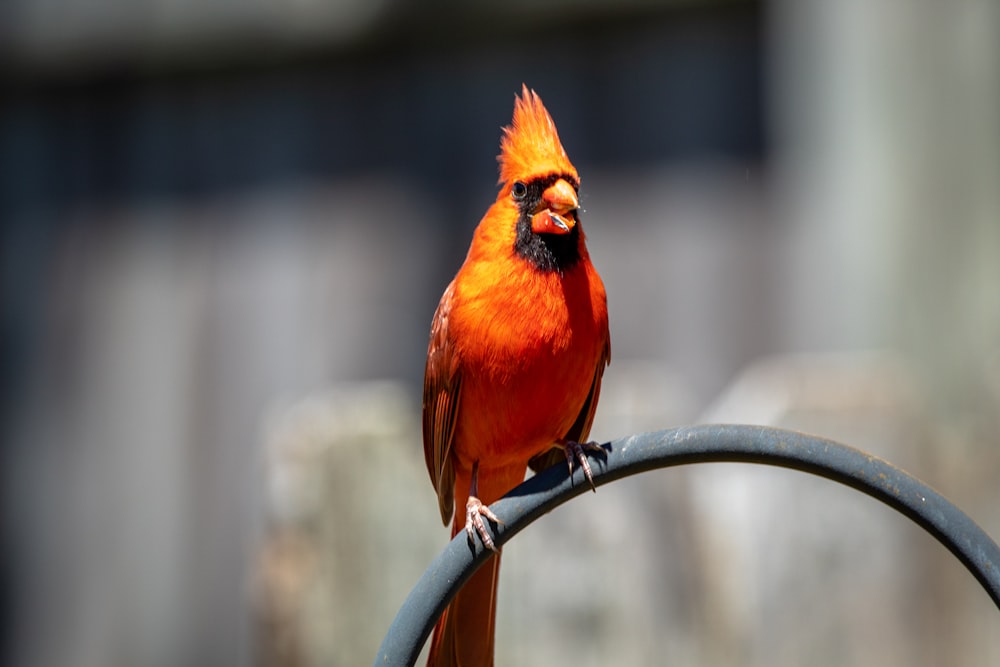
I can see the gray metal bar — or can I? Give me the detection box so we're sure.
[374,424,1000,666]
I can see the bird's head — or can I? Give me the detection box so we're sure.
[498,85,580,237]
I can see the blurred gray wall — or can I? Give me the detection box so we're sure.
[2,1,999,665]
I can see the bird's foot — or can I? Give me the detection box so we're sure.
[563,440,606,491]
[465,494,503,553]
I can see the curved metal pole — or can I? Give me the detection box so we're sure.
[374,424,1000,667]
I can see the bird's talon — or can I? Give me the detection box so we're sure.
[465,495,501,553]
[564,440,605,491]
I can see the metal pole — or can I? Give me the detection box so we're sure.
[373,424,1000,666]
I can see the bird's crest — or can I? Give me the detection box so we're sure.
[498,85,577,187]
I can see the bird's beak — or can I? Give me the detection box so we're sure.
[531,179,578,235]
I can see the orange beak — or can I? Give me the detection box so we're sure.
[531,179,578,235]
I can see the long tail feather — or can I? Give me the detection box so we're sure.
[426,514,501,667]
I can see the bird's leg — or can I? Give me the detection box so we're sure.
[465,461,503,553]
[561,439,607,492]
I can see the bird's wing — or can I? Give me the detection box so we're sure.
[422,280,462,525]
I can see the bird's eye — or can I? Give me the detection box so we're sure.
[511,181,527,200]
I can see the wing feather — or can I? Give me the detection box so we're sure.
[422,281,462,525]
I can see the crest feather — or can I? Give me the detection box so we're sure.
[498,85,577,186]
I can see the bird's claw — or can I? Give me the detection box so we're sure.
[564,440,605,491]
[465,495,503,553]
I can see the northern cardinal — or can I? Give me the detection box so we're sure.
[422,85,611,666]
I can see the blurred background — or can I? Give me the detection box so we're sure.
[2,0,999,665]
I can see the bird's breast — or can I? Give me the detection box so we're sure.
[449,259,607,469]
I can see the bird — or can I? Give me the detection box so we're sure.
[422,85,611,667]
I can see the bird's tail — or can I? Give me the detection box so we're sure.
[426,520,501,667]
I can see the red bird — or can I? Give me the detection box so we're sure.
[422,85,611,666]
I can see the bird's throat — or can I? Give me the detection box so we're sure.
[514,216,581,273]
